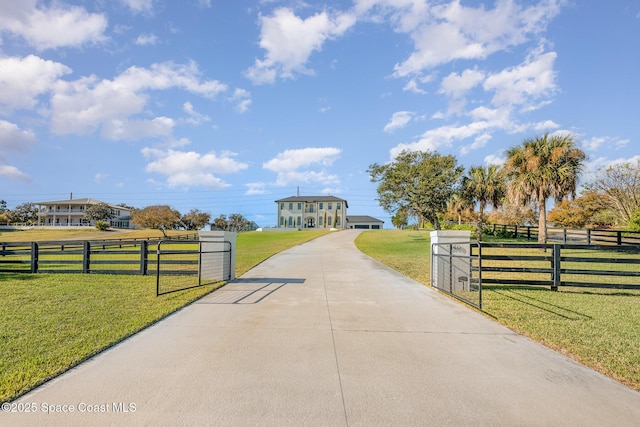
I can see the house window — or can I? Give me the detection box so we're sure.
[288,216,293,227]
[308,204,314,213]
[280,203,284,210]
[297,203,302,210]
[336,217,341,226]
[319,216,323,226]
[297,216,301,227]
[327,216,332,226]
[319,202,323,210]
[328,202,332,210]
[289,203,293,210]
[337,202,341,210]
[280,216,284,226]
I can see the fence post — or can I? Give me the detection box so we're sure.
[617,231,622,246]
[83,241,91,273]
[587,229,591,245]
[514,225,518,239]
[31,242,39,273]
[527,227,531,240]
[140,240,148,275]
[552,244,561,291]
[563,228,567,244]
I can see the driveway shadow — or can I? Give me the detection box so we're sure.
[197,277,305,304]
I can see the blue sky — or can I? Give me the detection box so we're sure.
[1,0,639,227]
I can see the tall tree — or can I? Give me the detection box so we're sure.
[368,150,464,230]
[447,192,474,225]
[547,190,609,228]
[131,205,181,236]
[391,207,409,229]
[8,203,39,225]
[584,160,640,227]
[181,209,211,230]
[462,165,505,240]
[84,202,116,223]
[502,133,586,244]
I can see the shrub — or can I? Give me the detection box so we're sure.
[95,221,109,231]
[629,209,640,232]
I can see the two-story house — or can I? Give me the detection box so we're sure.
[276,195,348,229]
[36,197,133,228]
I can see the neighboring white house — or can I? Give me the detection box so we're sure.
[276,195,348,229]
[36,197,133,228]
[346,215,384,230]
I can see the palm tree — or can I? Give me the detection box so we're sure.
[448,192,473,225]
[463,165,505,240]
[502,133,586,244]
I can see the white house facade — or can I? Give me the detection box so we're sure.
[36,197,133,228]
[276,196,348,229]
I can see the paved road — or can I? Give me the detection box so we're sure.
[4,230,640,426]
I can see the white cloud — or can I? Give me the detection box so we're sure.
[0,165,31,182]
[135,33,158,45]
[484,48,557,108]
[440,68,485,99]
[0,120,37,157]
[101,117,175,140]
[245,8,356,84]
[0,55,71,113]
[0,0,107,50]
[484,153,505,166]
[533,120,560,131]
[229,88,252,113]
[50,61,227,139]
[182,102,211,125]
[263,147,342,186]
[384,111,414,132]
[390,119,494,158]
[582,136,629,152]
[403,78,426,94]
[460,133,491,155]
[142,147,248,189]
[121,0,154,13]
[245,182,268,195]
[386,0,561,77]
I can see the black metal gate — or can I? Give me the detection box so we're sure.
[156,239,232,296]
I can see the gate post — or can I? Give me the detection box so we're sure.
[83,241,91,273]
[430,230,471,291]
[140,240,149,275]
[199,231,237,282]
[31,242,39,273]
[552,244,561,291]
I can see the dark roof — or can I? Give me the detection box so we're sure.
[36,198,130,211]
[37,198,103,205]
[276,195,348,208]
[346,215,384,223]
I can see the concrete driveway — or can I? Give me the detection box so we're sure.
[4,230,640,426]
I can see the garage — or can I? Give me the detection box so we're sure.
[346,215,384,230]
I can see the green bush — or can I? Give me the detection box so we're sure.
[629,209,640,231]
[95,221,109,231]
[442,223,475,231]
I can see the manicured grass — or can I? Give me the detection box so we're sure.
[355,229,640,392]
[0,229,331,403]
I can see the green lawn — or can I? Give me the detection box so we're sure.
[355,229,640,392]
[0,229,329,403]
